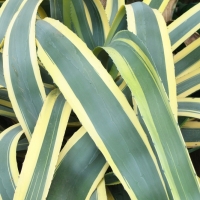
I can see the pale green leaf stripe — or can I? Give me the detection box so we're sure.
[0,54,6,87]
[36,19,168,199]
[14,89,71,200]
[168,3,200,51]
[177,73,200,97]
[0,0,24,45]
[126,3,177,116]
[47,127,108,200]
[175,39,200,77]
[105,0,124,25]
[178,99,200,119]
[102,31,200,199]
[0,124,23,200]
[143,0,170,12]
[181,128,200,143]
[3,0,46,140]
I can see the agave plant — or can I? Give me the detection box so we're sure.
[0,0,199,199]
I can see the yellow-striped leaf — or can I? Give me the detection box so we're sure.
[126,2,177,117]
[102,30,200,199]
[178,98,200,119]
[105,0,125,25]
[3,0,46,140]
[0,0,24,46]
[36,18,168,199]
[47,127,108,200]
[14,89,71,200]
[174,38,200,78]
[0,124,23,200]
[143,0,170,12]
[168,3,200,51]
[176,68,200,98]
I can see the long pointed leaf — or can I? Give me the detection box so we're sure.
[102,30,200,199]
[36,18,168,199]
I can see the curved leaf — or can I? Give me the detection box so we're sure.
[174,38,200,78]
[36,18,168,199]
[126,2,177,117]
[47,127,108,200]
[14,89,71,200]
[178,98,200,119]
[3,0,46,140]
[168,3,200,51]
[105,0,125,25]
[0,124,23,200]
[102,30,200,199]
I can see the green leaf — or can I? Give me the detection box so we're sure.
[0,0,24,46]
[3,0,46,140]
[143,0,170,12]
[174,38,200,77]
[0,124,23,200]
[14,89,71,200]
[36,18,168,199]
[176,69,200,98]
[102,30,200,199]
[47,127,108,200]
[168,3,200,51]
[178,98,200,119]
[105,0,125,25]
[126,2,177,117]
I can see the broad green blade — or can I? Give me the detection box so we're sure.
[105,0,125,25]
[126,2,177,117]
[143,0,170,12]
[0,0,24,46]
[168,3,200,51]
[102,30,200,199]
[14,89,71,200]
[178,98,200,119]
[47,127,108,200]
[105,172,120,185]
[176,68,200,98]
[174,38,200,78]
[3,0,46,140]
[36,18,168,199]
[0,124,23,200]
[0,54,6,87]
